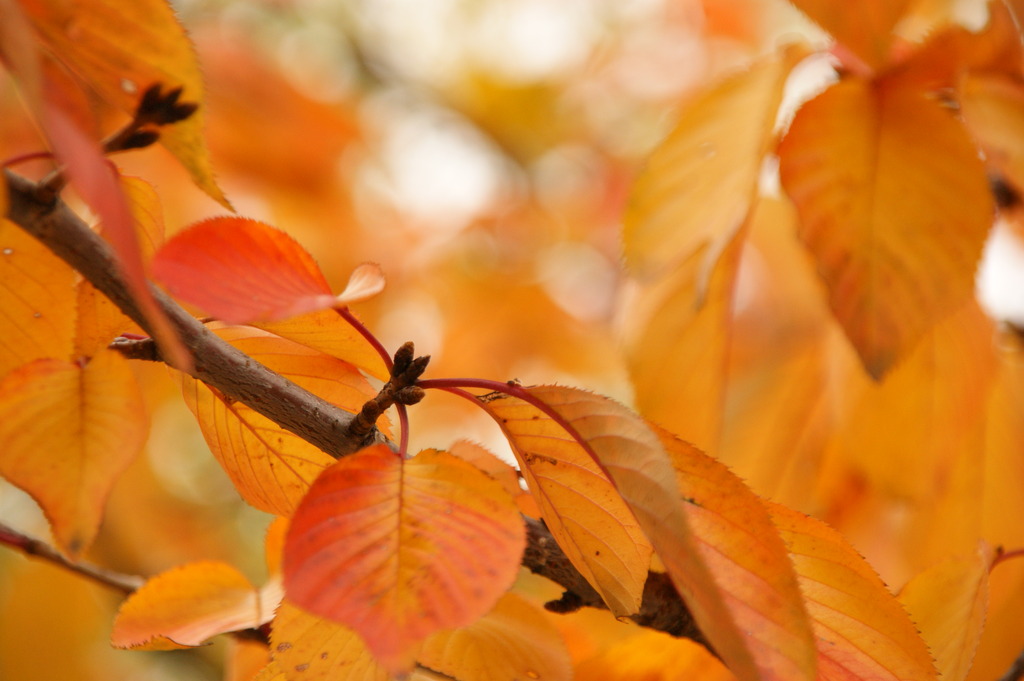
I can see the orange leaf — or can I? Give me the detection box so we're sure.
[477,390,654,617]
[787,0,912,69]
[335,263,385,306]
[15,0,229,207]
[0,349,147,557]
[768,502,938,681]
[270,601,388,681]
[625,230,744,452]
[417,592,572,681]
[898,543,994,681]
[575,630,735,681]
[961,74,1024,198]
[657,426,817,681]
[181,326,378,516]
[0,218,76,377]
[778,75,992,377]
[624,47,804,278]
[482,386,817,681]
[282,446,526,674]
[153,217,343,324]
[112,561,270,650]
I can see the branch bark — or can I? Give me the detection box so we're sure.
[2,169,703,645]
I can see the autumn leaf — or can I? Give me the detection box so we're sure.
[625,230,744,452]
[482,385,817,681]
[787,0,912,70]
[575,631,735,681]
[0,218,77,378]
[768,502,938,681]
[153,217,384,324]
[624,46,804,279]
[282,446,526,674]
[270,601,389,681]
[0,349,147,557]
[417,592,572,681]
[476,390,654,616]
[778,73,993,377]
[898,543,994,681]
[656,426,817,681]
[181,325,378,516]
[112,561,276,650]
[961,74,1024,198]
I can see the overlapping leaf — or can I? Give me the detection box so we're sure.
[181,326,378,516]
[0,349,146,557]
[282,446,526,674]
[898,543,994,681]
[153,217,384,325]
[656,426,817,681]
[961,74,1024,197]
[787,0,912,69]
[0,218,76,377]
[481,385,817,681]
[112,561,279,650]
[778,73,993,377]
[768,502,937,681]
[476,390,654,616]
[624,46,804,278]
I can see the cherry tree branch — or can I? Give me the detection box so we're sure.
[0,521,143,593]
[2,169,704,645]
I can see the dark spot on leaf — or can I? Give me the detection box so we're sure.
[295,663,309,672]
[276,642,292,652]
[320,652,328,660]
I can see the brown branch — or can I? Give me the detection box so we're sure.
[4,169,382,458]
[0,521,143,593]
[3,169,703,645]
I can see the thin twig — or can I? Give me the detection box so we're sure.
[0,521,143,593]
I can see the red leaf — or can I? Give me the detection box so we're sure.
[153,217,347,324]
[282,445,526,674]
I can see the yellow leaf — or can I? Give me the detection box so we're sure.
[624,46,805,278]
[181,325,378,516]
[111,561,267,650]
[899,542,994,681]
[282,446,526,674]
[0,349,147,557]
[657,427,817,681]
[778,75,993,377]
[769,502,938,681]
[18,0,230,207]
[787,0,912,69]
[417,593,572,681]
[477,390,654,616]
[0,219,76,377]
[270,601,389,681]
[483,386,817,681]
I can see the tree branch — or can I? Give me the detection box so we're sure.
[0,521,143,593]
[2,169,704,645]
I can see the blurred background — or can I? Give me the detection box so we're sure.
[3,1,1023,679]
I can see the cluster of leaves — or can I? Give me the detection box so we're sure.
[1,1,1024,681]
